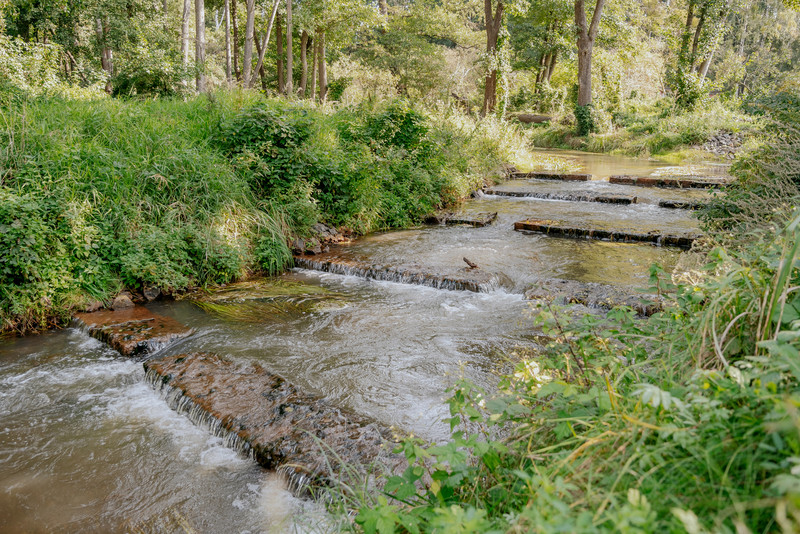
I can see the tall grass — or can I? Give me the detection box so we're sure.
[0,91,526,333]
[334,95,800,533]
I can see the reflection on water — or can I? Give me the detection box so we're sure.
[521,147,730,179]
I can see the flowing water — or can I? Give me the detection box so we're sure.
[0,150,706,532]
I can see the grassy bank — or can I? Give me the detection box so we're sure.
[0,90,527,333]
[331,94,800,533]
[525,99,759,161]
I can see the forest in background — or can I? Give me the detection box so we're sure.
[2,0,799,136]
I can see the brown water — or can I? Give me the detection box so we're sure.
[525,147,731,179]
[0,150,703,532]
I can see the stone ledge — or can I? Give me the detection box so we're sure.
[513,219,700,249]
[144,353,403,494]
[509,172,591,181]
[525,278,663,316]
[73,307,193,356]
[609,175,727,189]
[486,189,636,205]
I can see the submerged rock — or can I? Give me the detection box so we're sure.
[525,278,663,316]
[187,279,345,323]
[73,307,193,356]
[426,211,499,227]
[111,294,135,310]
[144,353,404,494]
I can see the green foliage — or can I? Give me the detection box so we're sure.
[346,208,800,532]
[574,103,595,136]
[0,91,522,332]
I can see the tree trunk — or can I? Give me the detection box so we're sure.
[250,0,280,88]
[232,0,240,81]
[224,0,232,84]
[690,6,706,68]
[679,0,695,65]
[481,0,504,116]
[310,35,317,100]
[574,0,606,107]
[285,0,293,95]
[195,0,206,92]
[378,0,388,16]
[181,0,191,86]
[95,18,113,93]
[254,36,268,89]
[299,31,309,95]
[546,50,557,83]
[317,29,327,102]
[276,15,284,93]
[243,0,255,87]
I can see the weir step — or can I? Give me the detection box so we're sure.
[144,353,403,494]
[425,211,498,227]
[293,255,502,292]
[525,278,662,316]
[73,307,193,356]
[510,171,591,181]
[609,175,727,189]
[513,219,700,249]
[658,199,706,210]
[486,189,636,205]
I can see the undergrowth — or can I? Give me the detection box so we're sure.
[526,99,757,159]
[0,90,526,333]
[328,93,800,533]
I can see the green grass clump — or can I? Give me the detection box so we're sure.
[1,91,523,333]
[328,95,800,533]
[526,98,758,159]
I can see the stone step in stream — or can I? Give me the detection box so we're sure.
[144,352,403,495]
[514,219,700,249]
[525,278,663,316]
[486,188,637,205]
[293,254,504,292]
[73,307,194,356]
[609,175,728,189]
[510,171,591,181]
[73,305,404,496]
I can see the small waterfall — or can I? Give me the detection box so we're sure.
[294,257,501,293]
[486,190,635,204]
[144,366,256,462]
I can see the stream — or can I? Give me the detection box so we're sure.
[0,150,722,532]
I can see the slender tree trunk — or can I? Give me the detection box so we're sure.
[195,0,206,92]
[690,7,706,68]
[317,29,327,102]
[285,0,293,95]
[379,0,388,16]
[574,0,606,107]
[254,36,268,89]
[276,15,284,93]
[250,0,280,88]
[546,50,557,83]
[679,0,695,65]
[224,0,232,84]
[95,18,113,93]
[243,0,255,87]
[181,0,192,87]
[310,35,317,100]
[299,30,308,95]
[232,0,240,81]
[481,0,503,116]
